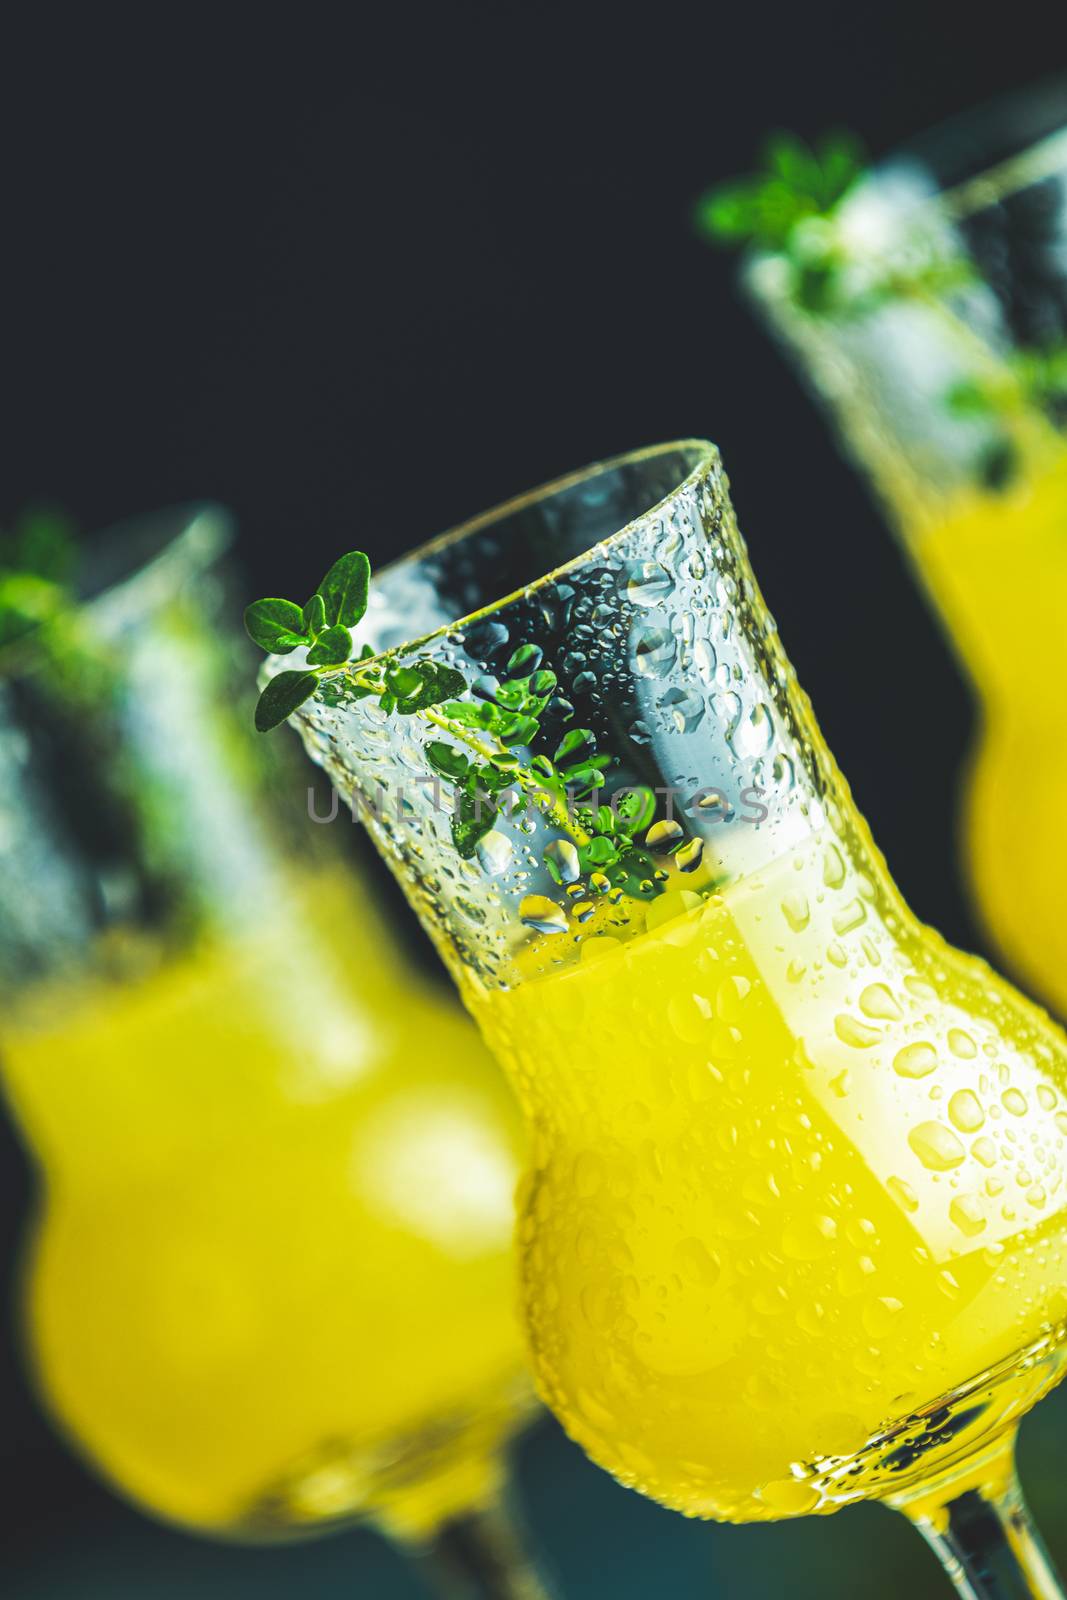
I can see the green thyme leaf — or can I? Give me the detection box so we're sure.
[452,784,497,859]
[505,643,543,676]
[385,665,424,699]
[554,727,596,765]
[944,378,995,418]
[391,661,468,715]
[254,669,320,732]
[244,598,310,654]
[306,624,353,667]
[694,131,865,253]
[614,785,657,836]
[440,698,486,727]
[426,740,471,781]
[317,550,371,629]
[303,592,327,635]
[580,836,620,868]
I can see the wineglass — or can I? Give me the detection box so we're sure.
[741,82,1067,1020]
[286,440,1067,1597]
[0,505,552,1598]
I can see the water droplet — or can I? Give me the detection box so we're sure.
[463,620,509,660]
[659,686,705,733]
[972,1136,998,1168]
[759,1480,819,1516]
[1037,1085,1058,1112]
[675,837,704,873]
[782,1214,837,1260]
[627,561,674,607]
[949,1195,987,1237]
[674,1237,721,1287]
[860,984,901,1020]
[730,702,775,759]
[823,845,846,888]
[634,627,677,678]
[645,819,684,852]
[716,974,751,1022]
[694,637,717,683]
[835,1015,881,1048]
[519,895,568,935]
[668,991,714,1044]
[573,1151,605,1197]
[581,936,622,964]
[476,829,513,877]
[1001,1088,1028,1117]
[948,1089,985,1133]
[772,753,796,791]
[894,1043,938,1080]
[909,1121,966,1171]
[948,1029,977,1059]
[837,1256,877,1296]
[862,1296,903,1338]
[590,872,611,894]
[544,839,581,884]
[832,899,867,935]
[888,1175,919,1212]
[781,892,810,933]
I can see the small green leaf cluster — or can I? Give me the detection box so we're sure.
[695,132,866,252]
[572,788,660,898]
[245,551,371,730]
[424,647,567,858]
[0,507,78,651]
[944,339,1067,490]
[694,130,986,320]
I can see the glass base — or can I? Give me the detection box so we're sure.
[235,1374,533,1539]
[797,1324,1067,1515]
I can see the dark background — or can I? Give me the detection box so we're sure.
[4,5,1067,1595]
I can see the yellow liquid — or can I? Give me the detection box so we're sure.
[472,828,1067,1522]
[2,873,528,1539]
[907,452,1067,1015]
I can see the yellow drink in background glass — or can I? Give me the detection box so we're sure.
[3,872,527,1537]
[914,455,1067,1014]
[742,96,1067,1022]
[0,508,537,1579]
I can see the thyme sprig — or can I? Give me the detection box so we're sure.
[245,557,665,895]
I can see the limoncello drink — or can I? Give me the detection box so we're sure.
[3,870,528,1538]
[472,824,1067,1522]
[908,451,1067,1014]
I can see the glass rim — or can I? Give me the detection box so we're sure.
[894,76,1067,226]
[1,502,233,680]
[337,438,719,679]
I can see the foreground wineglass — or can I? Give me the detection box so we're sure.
[287,441,1067,1597]
[742,83,1067,1019]
[0,507,551,1597]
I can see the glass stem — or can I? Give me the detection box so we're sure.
[414,1497,556,1600]
[892,1433,1065,1599]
